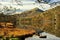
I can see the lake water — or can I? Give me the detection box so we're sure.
[25,32,60,40]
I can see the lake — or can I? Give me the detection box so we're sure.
[25,32,60,40]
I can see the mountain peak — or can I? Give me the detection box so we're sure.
[30,8,44,12]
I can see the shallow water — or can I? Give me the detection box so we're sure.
[25,32,60,40]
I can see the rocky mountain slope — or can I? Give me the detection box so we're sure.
[17,6,60,37]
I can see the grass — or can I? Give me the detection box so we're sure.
[0,38,19,40]
[11,38,19,40]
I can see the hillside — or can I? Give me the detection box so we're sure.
[0,13,16,27]
[14,8,44,28]
[19,6,60,37]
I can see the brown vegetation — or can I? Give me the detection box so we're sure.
[0,22,35,37]
[18,6,60,37]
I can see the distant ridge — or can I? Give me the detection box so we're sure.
[15,8,44,17]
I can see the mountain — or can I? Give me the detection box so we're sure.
[50,1,60,6]
[36,0,60,3]
[1,0,59,15]
[18,6,60,37]
[42,0,60,4]
[43,0,51,3]
[14,8,44,32]
[0,4,60,37]
[0,0,50,15]
[49,0,60,3]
